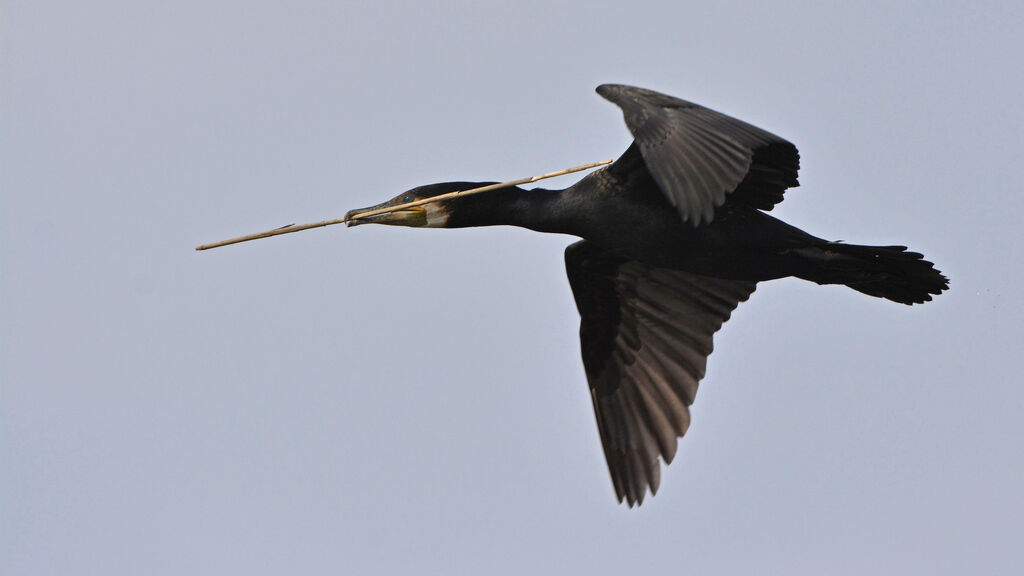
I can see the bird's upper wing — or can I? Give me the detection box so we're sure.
[565,240,756,506]
[597,84,800,225]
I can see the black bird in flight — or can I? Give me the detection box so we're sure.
[345,84,948,506]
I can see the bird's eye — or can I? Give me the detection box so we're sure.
[402,194,414,203]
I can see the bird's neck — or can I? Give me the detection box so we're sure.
[448,186,583,236]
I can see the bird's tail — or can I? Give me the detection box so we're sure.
[792,242,949,305]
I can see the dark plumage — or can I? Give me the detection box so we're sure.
[346,84,949,506]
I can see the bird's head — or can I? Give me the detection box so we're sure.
[345,181,498,228]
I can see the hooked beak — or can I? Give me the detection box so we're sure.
[345,203,428,227]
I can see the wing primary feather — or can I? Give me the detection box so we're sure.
[633,377,680,462]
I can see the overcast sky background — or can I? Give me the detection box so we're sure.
[4,2,1023,574]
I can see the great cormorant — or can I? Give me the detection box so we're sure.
[345,84,948,506]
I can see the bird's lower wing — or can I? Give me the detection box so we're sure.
[565,240,756,506]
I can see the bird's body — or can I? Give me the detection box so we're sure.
[346,84,948,506]
[456,175,821,280]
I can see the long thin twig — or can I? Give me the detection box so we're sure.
[194,159,611,251]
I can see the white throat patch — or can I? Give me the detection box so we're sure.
[423,203,450,227]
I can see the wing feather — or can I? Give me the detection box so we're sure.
[597,84,800,225]
[565,240,756,506]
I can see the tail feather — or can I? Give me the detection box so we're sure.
[793,243,949,305]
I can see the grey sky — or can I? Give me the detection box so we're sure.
[3,1,1022,574]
